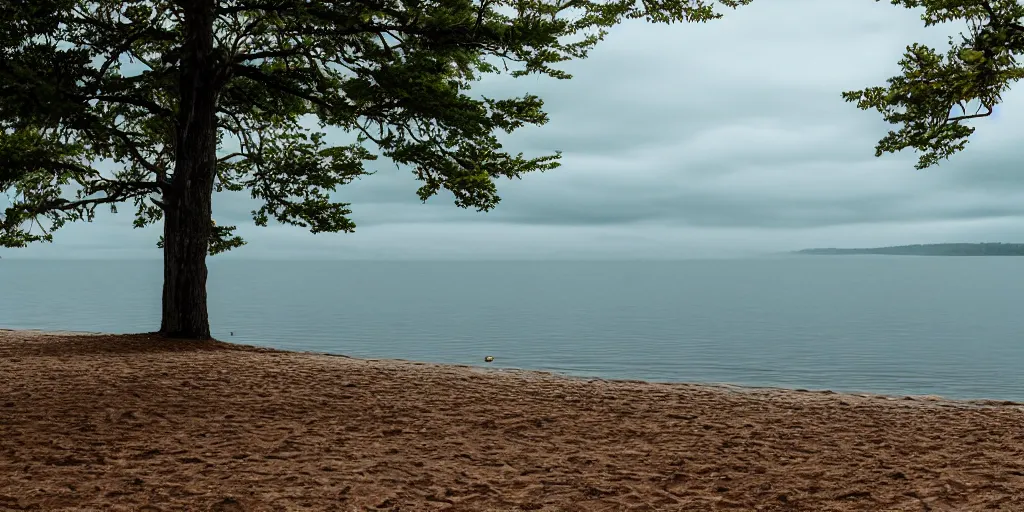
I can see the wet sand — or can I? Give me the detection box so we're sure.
[1,329,1023,511]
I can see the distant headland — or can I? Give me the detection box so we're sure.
[795,243,1024,256]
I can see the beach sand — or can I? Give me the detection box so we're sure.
[1,330,1023,511]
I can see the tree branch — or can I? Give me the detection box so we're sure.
[29,160,163,194]
[947,104,993,123]
[217,151,248,162]
[25,177,160,216]
[216,1,293,17]
[94,24,179,80]
[233,48,310,62]
[231,64,334,109]
[87,124,172,188]
[90,94,175,118]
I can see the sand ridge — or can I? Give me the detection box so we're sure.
[1,330,1023,511]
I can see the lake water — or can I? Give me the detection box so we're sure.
[2,257,1023,401]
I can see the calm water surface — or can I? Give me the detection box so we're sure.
[2,258,1022,401]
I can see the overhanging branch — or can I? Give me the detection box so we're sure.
[24,159,164,194]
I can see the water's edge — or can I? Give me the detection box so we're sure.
[5,328,1021,409]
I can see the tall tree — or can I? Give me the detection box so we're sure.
[0,0,750,338]
[844,0,1024,169]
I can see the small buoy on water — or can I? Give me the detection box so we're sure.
[484,356,494,363]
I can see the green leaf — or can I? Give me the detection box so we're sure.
[849,0,1024,169]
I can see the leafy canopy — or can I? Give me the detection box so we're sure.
[0,0,750,252]
[844,0,1024,169]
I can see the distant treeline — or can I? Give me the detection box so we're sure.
[796,243,1024,256]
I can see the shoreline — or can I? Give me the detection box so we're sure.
[3,329,1024,510]
[5,327,1018,409]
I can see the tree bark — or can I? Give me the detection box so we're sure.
[159,0,219,339]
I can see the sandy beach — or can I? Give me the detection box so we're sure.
[1,330,1023,511]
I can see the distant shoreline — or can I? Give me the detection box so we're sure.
[796,242,1024,256]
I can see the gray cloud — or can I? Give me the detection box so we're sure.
[4,0,1024,260]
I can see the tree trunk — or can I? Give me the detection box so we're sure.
[160,178,214,339]
[159,0,219,339]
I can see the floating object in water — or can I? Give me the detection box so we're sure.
[484,356,494,363]
[229,332,234,336]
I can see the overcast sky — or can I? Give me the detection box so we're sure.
[5,0,1024,260]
